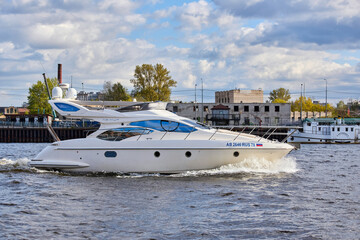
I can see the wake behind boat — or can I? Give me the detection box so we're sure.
[30,85,294,173]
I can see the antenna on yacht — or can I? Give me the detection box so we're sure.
[42,73,57,118]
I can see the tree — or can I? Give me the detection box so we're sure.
[291,96,334,115]
[27,78,58,114]
[272,98,287,103]
[335,100,350,117]
[269,88,291,103]
[103,81,131,101]
[130,63,177,101]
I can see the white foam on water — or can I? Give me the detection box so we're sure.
[174,156,298,177]
[0,158,31,171]
[113,156,299,178]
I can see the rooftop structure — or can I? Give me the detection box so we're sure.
[215,89,263,104]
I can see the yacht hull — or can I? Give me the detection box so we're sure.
[30,139,293,173]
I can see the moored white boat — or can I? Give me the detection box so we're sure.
[288,118,360,143]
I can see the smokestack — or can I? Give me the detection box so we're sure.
[58,64,62,84]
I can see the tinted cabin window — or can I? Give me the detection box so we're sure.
[129,120,196,133]
[97,127,153,141]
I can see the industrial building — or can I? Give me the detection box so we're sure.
[166,102,291,126]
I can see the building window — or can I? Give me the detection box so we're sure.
[244,106,249,112]
[265,117,270,124]
[254,106,259,112]
[351,128,354,132]
[332,127,334,131]
[265,106,269,112]
[275,106,280,112]
[318,127,321,131]
[274,117,279,125]
[337,127,340,131]
[345,127,348,132]
[234,106,239,112]
[244,117,250,125]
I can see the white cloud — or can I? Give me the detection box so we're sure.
[26,22,89,49]
[199,59,214,74]
[0,42,15,55]
[177,0,212,31]
[98,0,139,14]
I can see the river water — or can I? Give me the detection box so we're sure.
[0,143,359,239]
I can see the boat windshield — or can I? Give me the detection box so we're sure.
[97,127,153,141]
[129,120,197,133]
[181,119,211,130]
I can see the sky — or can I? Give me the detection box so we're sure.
[1,0,360,106]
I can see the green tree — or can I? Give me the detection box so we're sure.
[334,100,350,117]
[27,78,58,114]
[130,63,177,101]
[269,88,291,103]
[103,81,131,101]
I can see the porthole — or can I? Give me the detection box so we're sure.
[233,151,239,157]
[104,151,117,158]
[154,151,160,157]
[185,151,192,158]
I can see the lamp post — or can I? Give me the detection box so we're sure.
[201,78,204,123]
[300,83,303,121]
[324,79,328,117]
[195,83,197,120]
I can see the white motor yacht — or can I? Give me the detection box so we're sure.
[30,87,294,173]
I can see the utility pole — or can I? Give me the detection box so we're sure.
[324,78,328,117]
[201,78,204,123]
[195,83,197,120]
[300,83,303,122]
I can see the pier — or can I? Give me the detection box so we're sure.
[0,126,98,143]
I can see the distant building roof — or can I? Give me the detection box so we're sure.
[211,104,230,110]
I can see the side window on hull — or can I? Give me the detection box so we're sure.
[97,127,153,141]
[129,120,196,133]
